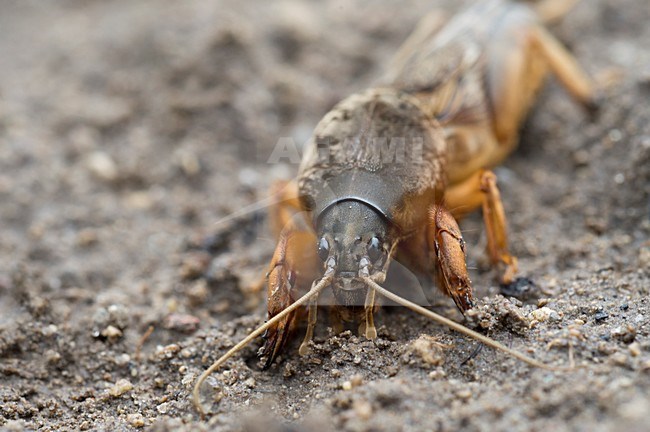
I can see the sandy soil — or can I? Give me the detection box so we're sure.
[0,0,649,431]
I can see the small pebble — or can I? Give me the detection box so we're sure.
[572,149,590,166]
[531,307,560,322]
[406,335,446,366]
[157,344,181,359]
[86,151,118,182]
[611,325,636,343]
[608,129,623,143]
[187,280,209,306]
[640,359,650,373]
[163,314,200,333]
[42,324,59,336]
[594,311,609,322]
[101,325,123,339]
[353,399,373,420]
[609,352,629,367]
[115,354,131,366]
[181,372,196,387]
[456,389,473,400]
[614,173,625,184]
[628,342,641,357]
[179,253,211,280]
[125,191,154,210]
[45,349,62,364]
[238,167,259,188]
[96,304,130,330]
[127,413,145,428]
[283,363,296,378]
[350,375,363,387]
[157,402,170,414]
[108,379,133,397]
[77,229,99,247]
[177,149,200,177]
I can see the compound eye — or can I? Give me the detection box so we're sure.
[317,237,330,261]
[367,236,383,262]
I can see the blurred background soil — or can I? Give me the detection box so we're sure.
[0,0,649,431]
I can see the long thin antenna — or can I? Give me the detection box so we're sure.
[363,277,571,372]
[192,275,332,418]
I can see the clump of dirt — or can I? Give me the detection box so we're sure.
[0,0,649,431]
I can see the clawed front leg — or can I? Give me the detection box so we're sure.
[261,221,321,366]
[260,182,320,368]
[428,204,475,313]
[261,232,300,368]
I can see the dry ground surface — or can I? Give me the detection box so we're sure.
[1,0,649,431]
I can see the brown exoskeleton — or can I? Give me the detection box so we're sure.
[194,0,597,415]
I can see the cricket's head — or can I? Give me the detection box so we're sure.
[316,200,392,297]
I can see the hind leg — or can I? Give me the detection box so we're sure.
[532,0,580,24]
[488,8,598,146]
[529,25,598,110]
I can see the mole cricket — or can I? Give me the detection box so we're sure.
[194,0,597,415]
